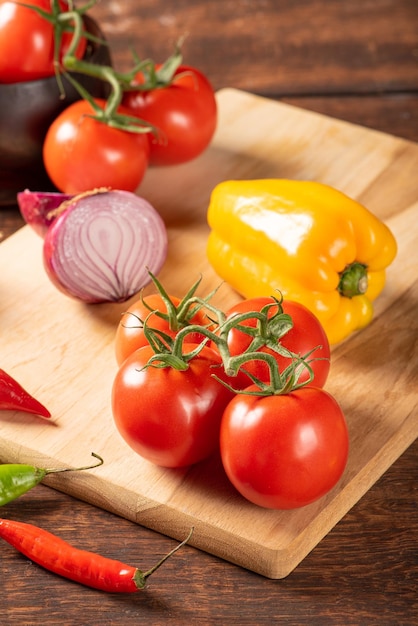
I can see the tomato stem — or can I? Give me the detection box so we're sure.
[129,42,184,91]
[137,274,323,394]
[162,307,316,393]
[121,272,219,346]
[218,349,315,395]
[24,1,186,132]
[143,272,213,333]
[58,9,84,59]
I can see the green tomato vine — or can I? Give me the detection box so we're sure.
[22,0,185,132]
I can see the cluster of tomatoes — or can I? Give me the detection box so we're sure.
[42,61,217,194]
[111,282,350,511]
[0,0,217,193]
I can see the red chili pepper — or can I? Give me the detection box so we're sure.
[0,519,193,592]
[0,369,50,418]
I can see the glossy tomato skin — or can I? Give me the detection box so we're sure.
[122,65,217,166]
[112,344,234,468]
[0,0,86,83]
[224,298,331,388]
[220,386,349,509]
[43,99,150,193]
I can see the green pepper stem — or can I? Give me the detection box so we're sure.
[338,262,368,298]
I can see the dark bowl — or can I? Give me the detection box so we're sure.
[0,15,112,206]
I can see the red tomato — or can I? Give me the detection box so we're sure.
[115,293,209,365]
[43,99,150,193]
[111,344,234,468]
[0,0,86,83]
[122,65,217,166]
[223,298,331,388]
[220,386,349,509]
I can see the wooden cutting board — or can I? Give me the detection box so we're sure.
[1,88,417,579]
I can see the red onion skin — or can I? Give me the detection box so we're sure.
[17,190,73,238]
[42,190,168,304]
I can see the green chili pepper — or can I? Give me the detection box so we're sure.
[0,453,103,506]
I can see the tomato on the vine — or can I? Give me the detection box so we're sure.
[122,65,217,166]
[0,0,86,83]
[111,344,234,468]
[43,98,150,193]
[220,386,349,509]
[115,293,209,366]
[223,297,331,388]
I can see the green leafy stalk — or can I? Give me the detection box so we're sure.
[213,348,316,396]
[129,273,325,395]
[121,271,220,337]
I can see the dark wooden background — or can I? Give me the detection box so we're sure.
[1,1,417,624]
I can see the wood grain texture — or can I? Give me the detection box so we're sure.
[88,0,418,96]
[1,89,417,580]
[1,1,417,622]
[282,94,418,142]
[1,447,416,626]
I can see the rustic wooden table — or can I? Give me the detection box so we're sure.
[1,1,417,624]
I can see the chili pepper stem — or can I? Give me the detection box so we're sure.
[44,452,104,475]
[0,454,103,507]
[133,527,194,589]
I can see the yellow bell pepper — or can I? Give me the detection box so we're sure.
[206,179,397,344]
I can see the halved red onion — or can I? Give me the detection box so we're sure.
[17,189,73,238]
[42,190,168,304]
